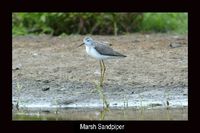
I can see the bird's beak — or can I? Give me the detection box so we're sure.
[78,43,84,47]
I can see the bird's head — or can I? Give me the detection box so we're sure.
[79,36,93,47]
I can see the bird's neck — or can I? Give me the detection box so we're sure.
[85,45,90,54]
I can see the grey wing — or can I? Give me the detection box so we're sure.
[94,42,126,57]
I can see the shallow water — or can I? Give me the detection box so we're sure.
[12,107,188,120]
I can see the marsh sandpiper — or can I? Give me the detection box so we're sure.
[79,36,126,87]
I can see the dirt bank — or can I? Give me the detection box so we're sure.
[12,34,188,109]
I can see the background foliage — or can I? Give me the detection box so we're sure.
[12,13,188,36]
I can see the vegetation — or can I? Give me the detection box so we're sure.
[12,13,188,36]
[141,13,188,34]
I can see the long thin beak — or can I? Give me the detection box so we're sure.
[78,43,84,47]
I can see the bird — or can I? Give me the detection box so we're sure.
[79,36,126,87]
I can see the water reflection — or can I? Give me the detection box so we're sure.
[12,107,188,120]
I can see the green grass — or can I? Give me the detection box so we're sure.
[140,13,188,34]
[15,82,23,110]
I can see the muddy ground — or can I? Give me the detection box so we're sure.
[12,34,188,109]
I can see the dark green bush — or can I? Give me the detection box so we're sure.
[12,13,187,36]
[12,13,143,36]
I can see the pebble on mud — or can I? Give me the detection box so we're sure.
[42,87,50,91]
[43,80,50,83]
[32,53,38,57]
[169,43,182,48]
[13,64,22,70]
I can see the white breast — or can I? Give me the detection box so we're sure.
[85,45,110,60]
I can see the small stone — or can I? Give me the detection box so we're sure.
[32,53,38,57]
[150,103,162,107]
[43,80,50,83]
[145,35,150,38]
[172,35,180,39]
[132,40,140,43]
[42,110,50,113]
[67,70,72,73]
[59,88,65,91]
[42,87,50,91]
[131,91,135,94]
[94,71,100,75]
[13,64,22,70]
[169,43,182,48]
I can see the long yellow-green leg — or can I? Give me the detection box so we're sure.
[102,60,106,86]
[99,60,103,87]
